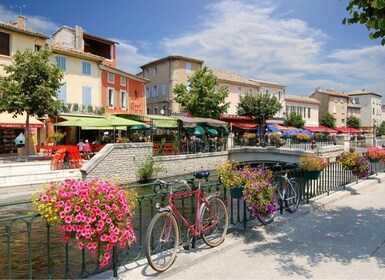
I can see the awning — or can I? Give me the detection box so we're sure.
[230,122,258,130]
[335,127,362,134]
[304,126,338,134]
[0,112,44,128]
[174,115,228,128]
[143,115,178,128]
[54,115,104,127]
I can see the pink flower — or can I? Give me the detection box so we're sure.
[77,242,84,249]
[64,216,72,224]
[100,234,109,242]
[94,199,100,205]
[75,206,81,212]
[61,235,69,243]
[41,194,50,202]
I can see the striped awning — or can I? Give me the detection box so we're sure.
[0,112,44,128]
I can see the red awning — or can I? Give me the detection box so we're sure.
[304,126,338,134]
[335,127,362,134]
[230,122,258,130]
[0,112,44,128]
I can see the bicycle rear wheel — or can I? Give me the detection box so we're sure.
[285,178,300,213]
[145,212,179,272]
[201,196,228,247]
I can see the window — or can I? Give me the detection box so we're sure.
[82,86,92,107]
[82,61,91,75]
[162,83,166,96]
[153,85,158,97]
[153,67,157,76]
[120,91,127,109]
[333,106,336,114]
[0,32,10,56]
[237,86,242,95]
[248,88,253,95]
[354,97,360,104]
[153,107,158,115]
[186,62,191,74]
[34,45,41,51]
[265,89,269,94]
[373,108,375,115]
[55,55,66,71]
[334,97,338,103]
[278,91,282,100]
[107,88,115,108]
[108,72,114,83]
[121,76,126,86]
[146,87,151,98]
[186,82,191,93]
[57,83,67,103]
[145,69,149,78]
[307,107,311,118]
[146,107,150,115]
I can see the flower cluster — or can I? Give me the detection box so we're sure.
[352,156,371,178]
[337,150,361,170]
[242,166,278,218]
[364,146,385,161]
[217,160,245,189]
[298,154,328,172]
[32,178,137,268]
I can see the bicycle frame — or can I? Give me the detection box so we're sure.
[158,185,215,238]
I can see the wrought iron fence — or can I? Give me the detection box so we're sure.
[1,160,384,278]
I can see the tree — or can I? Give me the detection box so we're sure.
[237,93,282,139]
[347,115,361,129]
[173,66,230,118]
[320,112,336,128]
[377,121,385,136]
[0,48,63,160]
[283,112,305,128]
[342,0,385,45]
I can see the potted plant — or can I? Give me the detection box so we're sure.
[337,149,360,170]
[298,154,328,179]
[217,160,246,198]
[364,146,385,163]
[32,178,137,268]
[352,156,371,178]
[137,156,164,182]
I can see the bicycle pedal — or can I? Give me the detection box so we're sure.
[182,244,190,250]
[191,238,196,249]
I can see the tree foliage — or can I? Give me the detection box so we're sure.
[346,115,361,129]
[342,0,385,45]
[377,121,385,136]
[0,48,63,159]
[173,66,230,118]
[237,93,281,139]
[283,112,305,128]
[320,112,336,128]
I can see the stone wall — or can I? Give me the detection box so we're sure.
[80,143,344,184]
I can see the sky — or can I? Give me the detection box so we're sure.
[1,0,385,98]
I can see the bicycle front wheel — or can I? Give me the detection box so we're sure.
[285,178,300,213]
[201,196,228,247]
[145,212,180,272]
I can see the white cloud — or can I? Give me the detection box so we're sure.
[160,0,384,96]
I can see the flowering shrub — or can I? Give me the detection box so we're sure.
[298,154,328,171]
[242,166,278,218]
[268,133,281,146]
[352,156,371,178]
[296,133,312,142]
[32,178,137,268]
[364,146,385,161]
[337,150,361,170]
[243,132,256,139]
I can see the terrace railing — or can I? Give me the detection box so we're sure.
[1,161,384,279]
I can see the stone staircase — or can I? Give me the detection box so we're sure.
[0,160,82,200]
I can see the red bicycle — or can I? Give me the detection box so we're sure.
[145,170,229,272]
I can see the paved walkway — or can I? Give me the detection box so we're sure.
[94,173,385,279]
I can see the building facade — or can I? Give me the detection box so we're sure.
[349,90,382,128]
[284,94,320,126]
[310,89,349,127]
[140,55,204,115]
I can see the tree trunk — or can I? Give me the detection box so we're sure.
[25,113,30,162]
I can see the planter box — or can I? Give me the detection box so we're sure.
[303,170,321,180]
[230,186,244,199]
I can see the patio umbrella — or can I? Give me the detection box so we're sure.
[205,127,218,136]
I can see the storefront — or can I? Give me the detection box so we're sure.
[0,112,45,155]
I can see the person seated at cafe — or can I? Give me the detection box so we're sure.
[83,139,92,159]
[93,137,101,144]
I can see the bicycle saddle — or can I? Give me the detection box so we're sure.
[193,170,210,181]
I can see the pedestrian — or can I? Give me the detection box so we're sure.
[83,139,92,159]
[77,139,84,155]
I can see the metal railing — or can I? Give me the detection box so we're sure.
[1,161,384,279]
